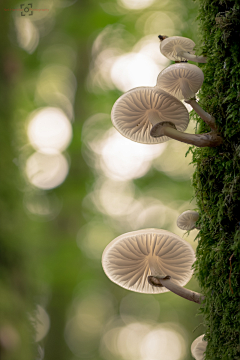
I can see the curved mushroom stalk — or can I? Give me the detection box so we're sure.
[148,275,204,304]
[185,99,217,131]
[159,35,207,63]
[150,121,223,148]
[179,78,195,99]
[148,109,162,126]
[174,46,207,64]
[177,51,207,63]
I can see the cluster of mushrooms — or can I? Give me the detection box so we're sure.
[112,35,222,148]
[101,36,211,359]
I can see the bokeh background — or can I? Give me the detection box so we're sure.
[0,0,204,359]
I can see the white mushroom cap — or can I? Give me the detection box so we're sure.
[111,87,189,144]
[160,36,196,62]
[156,63,204,100]
[102,228,195,294]
[177,210,199,230]
[191,335,207,360]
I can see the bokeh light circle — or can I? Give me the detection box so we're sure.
[118,0,155,10]
[26,150,69,189]
[27,107,72,152]
[141,327,185,360]
[100,129,166,180]
[111,52,160,92]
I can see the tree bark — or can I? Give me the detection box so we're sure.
[192,1,240,359]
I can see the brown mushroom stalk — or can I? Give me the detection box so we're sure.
[148,275,204,304]
[177,51,207,63]
[179,78,195,99]
[150,121,223,147]
[185,98,217,131]
[148,109,162,126]
[159,35,207,63]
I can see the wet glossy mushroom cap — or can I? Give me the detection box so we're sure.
[156,63,204,100]
[191,335,207,360]
[160,36,196,61]
[177,210,199,230]
[111,87,189,144]
[102,228,195,294]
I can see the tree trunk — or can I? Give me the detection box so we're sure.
[192,1,240,359]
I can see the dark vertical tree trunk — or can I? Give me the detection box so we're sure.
[0,6,37,360]
[192,1,240,358]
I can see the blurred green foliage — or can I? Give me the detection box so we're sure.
[0,1,210,360]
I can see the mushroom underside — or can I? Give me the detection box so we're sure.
[102,229,195,294]
[111,87,189,144]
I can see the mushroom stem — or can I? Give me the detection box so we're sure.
[179,78,194,99]
[150,122,223,147]
[148,257,163,277]
[178,51,207,63]
[148,275,204,304]
[185,99,217,131]
[148,110,162,126]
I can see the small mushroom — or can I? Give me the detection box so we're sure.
[102,228,204,303]
[156,64,218,132]
[156,63,204,100]
[191,334,207,360]
[159,35,207,63]
[112,87,222,147]
[177,210,199,230]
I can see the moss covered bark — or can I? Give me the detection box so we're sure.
[191,1,240,358]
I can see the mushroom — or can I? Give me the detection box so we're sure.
[111,86,222,147]
[159,35,207,63]
[156,63,204,101]
[156,64,218,131]
[177,210,199,230]
[191,334,207,360]
[111,86,189,145]
[102,228,204,304]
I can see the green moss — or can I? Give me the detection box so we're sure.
[191,1,240,358]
